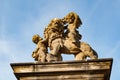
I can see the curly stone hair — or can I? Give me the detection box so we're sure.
[32,34,43,44]
[62,12,82,28]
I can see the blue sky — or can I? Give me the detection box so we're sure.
[0,0,120,80]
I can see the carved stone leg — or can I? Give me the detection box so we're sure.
[46,54,56,62]
[80,42,98,60]
[38,53,46,62]
[57,54,63,61]
[75,52,86,60]
[46,53,62,62]
[88,50,98,59]
[50,43,61,56]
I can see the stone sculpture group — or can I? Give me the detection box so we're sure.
[32,12,98,62]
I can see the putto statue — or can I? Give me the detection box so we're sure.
[32,34,48,62]
[32,12,98,62]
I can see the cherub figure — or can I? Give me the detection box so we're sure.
[63,12,82,44]
[32,34,48,62]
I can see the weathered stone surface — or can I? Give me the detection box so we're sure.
[11,58,113,80]
[32,12,98,62]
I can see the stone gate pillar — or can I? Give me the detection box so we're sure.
[11,58,113,80]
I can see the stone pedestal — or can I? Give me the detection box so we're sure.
[10,58,113,80]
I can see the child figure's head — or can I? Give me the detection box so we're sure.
[63,12,82,28]
[32,34,43,44]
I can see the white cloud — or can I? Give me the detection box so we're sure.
[0,39,17,61]
[109,41,120,56]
